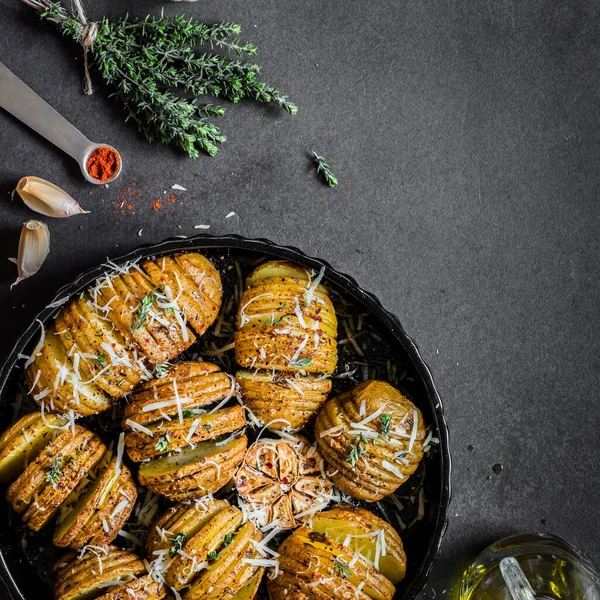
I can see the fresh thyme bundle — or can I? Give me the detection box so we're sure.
[23,0,297,157]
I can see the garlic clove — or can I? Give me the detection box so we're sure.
[11,220,50,288]
[16,176,89,218]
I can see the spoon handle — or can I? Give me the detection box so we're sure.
[0,61,93,161]
[500,557,538,600]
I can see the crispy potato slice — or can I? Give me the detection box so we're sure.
[139,435,247,499]
[311,505,406,585]
[123,362,231,426]
[146,498,229,558]
[54,452,137,549]
[231,567,264,600]
[165,503,244,589]
[92,268,195,364]
[98,574,167,600]
[235,261,337,376]
[26,327,112,416]
[143,254,223,338]
[125,405,245,462]
[184,521,264,600]
[236,369,331,431]
[53,546,146,600]
[315,380,426,502]
[173,252,223,328]
[0,412,66,484]
[268,524,395,600]
[55,297,143,396]
[7,425,106,531]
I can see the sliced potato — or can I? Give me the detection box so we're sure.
[139,435,247,499]
[143,253,223,338]
[55,296,143,396]
[165,503,243,589]
[311,505,406,584]
[146,498,229,558]
[231,567,264,600]
[98,574,166,600]
[53,546,147,600]
[125,404,245,462]
[315,380,426,502]
[235,261,338,376]
[184,521,264,600]
[26,327,112,416]
[0,412,66,484]
[236,369,331,431]
[123,362,232,426]
[7,425,106,531]
[54,451,137,549]
[268,508,403,600]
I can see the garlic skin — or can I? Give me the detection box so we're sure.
[11,220,50,288]
[16,176,89,218]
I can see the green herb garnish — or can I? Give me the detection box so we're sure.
[182,409,196,419]
[223,533,233,547]
[45,456,64,486]
[96,353,107,367]
[292,357,312,368]
[29,2,297,158]
[154,363,170,377]
[208,550,218,560]
[380,414,392,438]
[64,332,72,340]
[333,558,351,579]
[133,294,155,330]
[155,433,171,453]
[346,434,367,467]
[263,315,284,329]
[312,152,338,188]
[169,532,187,557]
[202,423,212,430]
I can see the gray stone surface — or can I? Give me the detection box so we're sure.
[1,0,599,596]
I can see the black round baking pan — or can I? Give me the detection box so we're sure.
[0,234,451,600]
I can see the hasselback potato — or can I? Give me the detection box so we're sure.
[267,505,406,600]
[145,498,266,599]
[26,252,223,416]
[0,415,135,548]
[6,424,106,531]
[315,380,426,502]
[124,362,247,499]
[235,261,337,430]
[236,435,334,530]
[54,546,166,600]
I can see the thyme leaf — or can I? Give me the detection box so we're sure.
[312,152,338,187]
[155,433,171,453]
[380,413,392,438]
[346,434,367,467]
[169,532,187,557]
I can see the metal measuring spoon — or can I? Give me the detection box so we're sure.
[0,61,121,185]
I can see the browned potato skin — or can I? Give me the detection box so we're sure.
[7,425,106,531]
[315,380,426,502]
[53,546,146,600]
[145,498,229,558]
[267,524,395,600]
[312,505,407,584]
[53,455,137,549]
[0,412,65,484]
[97,574,167,600]
[236,369,331,431]
[140,435,248,500]
[123,362,231,426]
[235,262,338,376]
[142,253,223,338]
[125,404,245,462]
[26,327,112,416]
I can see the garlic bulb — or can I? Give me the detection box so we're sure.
[16,176,89,218]
[11,220,50,288]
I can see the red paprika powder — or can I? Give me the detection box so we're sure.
[86,146,121,182]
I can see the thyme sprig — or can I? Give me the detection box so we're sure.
[169,532,187,557]
[346,434,368,467]
[25,1,297,157]
[312,152,338,187]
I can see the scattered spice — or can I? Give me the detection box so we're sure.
[86,146,120,182]
[152,199,163,212]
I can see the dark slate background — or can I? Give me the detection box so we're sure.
[1,0,599,596]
